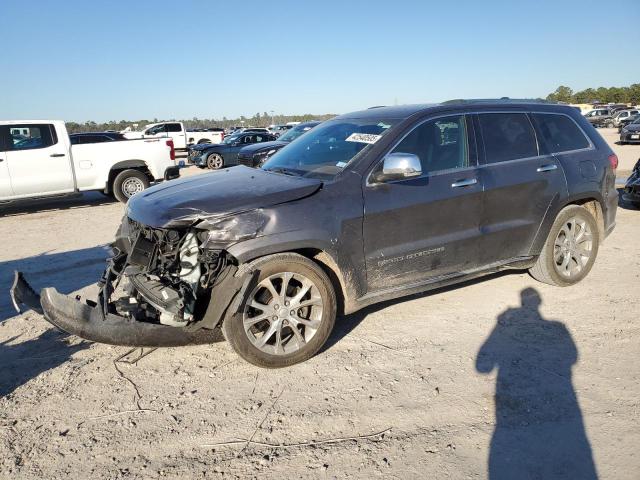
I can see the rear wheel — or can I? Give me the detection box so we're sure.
[207,153,224,169]
[607,121,614,128]
[112,169,150,203]
[529,205,599,286]
[222,253,336,368]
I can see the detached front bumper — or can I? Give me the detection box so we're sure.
[10,271,221,347]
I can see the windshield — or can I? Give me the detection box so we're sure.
[277,124,316,142]
[222,134,241,144]
[262,117,399,180]
[630,116,640,125]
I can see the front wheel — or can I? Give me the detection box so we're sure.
[112,169,150,203]
[529,205,599,286]
[607,121,614,128]
[222,253,337,368]
[207,153,224,169]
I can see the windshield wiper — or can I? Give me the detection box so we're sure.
[265,167,301,177]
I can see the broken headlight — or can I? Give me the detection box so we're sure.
[198,210,269,248]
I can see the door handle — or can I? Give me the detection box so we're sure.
[50,153,65,157]
[537,164,557,172]
[451,178,478,188]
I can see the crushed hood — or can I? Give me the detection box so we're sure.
[127,165,322,228]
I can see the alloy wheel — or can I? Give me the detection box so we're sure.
[208,154,223,169]
[553,216,593,279]
[243,272,324,355]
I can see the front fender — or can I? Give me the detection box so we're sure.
[227,232,364,314]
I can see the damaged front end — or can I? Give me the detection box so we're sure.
[10,165,322,347]
[623,158,640,207]
[10,212,266,347]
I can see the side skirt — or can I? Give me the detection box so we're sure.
[350,256,535,313]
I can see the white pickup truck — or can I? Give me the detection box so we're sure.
[123,121,224,149]
[0,120,180,204]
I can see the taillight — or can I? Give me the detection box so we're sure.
[608,153,618,170]
[221,132,225,141]
[166,140,175,161]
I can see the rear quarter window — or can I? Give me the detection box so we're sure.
[531,113,590,153]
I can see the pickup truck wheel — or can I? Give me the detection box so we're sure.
[113,169,150,203]
[222,253,337,368]
[529,205,599,286]
[606,121,614,128]
[207,153,224,169]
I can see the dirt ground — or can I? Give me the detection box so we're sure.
[0,132,639,479]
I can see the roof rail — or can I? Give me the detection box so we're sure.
[442,98,556,105]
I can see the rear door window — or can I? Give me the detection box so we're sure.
[8,124,57,151]
[478,113,538,163]
[531,113,590,153]
[166,123,182,132]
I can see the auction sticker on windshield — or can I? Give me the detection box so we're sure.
[345,133,382,144]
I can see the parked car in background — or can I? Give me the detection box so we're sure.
[268,125,293,137]
[618,113,640,132]
[12,100,618,368]
[123,121,223,148]
[622,159,640,208]
[69,132,127,144]
[189,131,276,169]
[584,108,612,127]
[619,116,640,144]
[612,109,639,127]
[609,104,631,113]
[225,127,270,136]
[237,121,321,168]
[1,121,178,204]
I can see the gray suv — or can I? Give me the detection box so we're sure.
[13,100,618,367]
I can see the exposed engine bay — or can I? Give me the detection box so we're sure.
[102,218,231,328]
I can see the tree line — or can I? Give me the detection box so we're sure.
[546,84,640,104]
[65,112,336,134]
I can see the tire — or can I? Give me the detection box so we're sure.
[529,205,600,286]
[198,139,211,144]
[207,153,224,169]
[607,121,614,128]
[222,253,337,368]
[112,169,150,203]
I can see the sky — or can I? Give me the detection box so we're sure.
[1,0,639,122]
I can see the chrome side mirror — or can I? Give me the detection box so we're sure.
[374,152,422,182]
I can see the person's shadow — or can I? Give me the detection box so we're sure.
[476,287,597,479]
